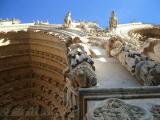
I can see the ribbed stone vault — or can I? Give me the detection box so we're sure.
[0,30,68,119]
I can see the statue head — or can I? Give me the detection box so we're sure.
[112,10,115,17]
[66,11,71,17]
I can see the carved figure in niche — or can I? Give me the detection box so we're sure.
[109,10,118,30]
[64,11,72,28]
[105,36,123,57]
[93,98,152,120]
[70,62,97,88]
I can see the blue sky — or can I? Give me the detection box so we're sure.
[0,0,159,27]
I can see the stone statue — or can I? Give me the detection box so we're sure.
[142,38,160,63]
[109,10,118,30]
[105,36,123,57]
[64,11,72,28]
[70,62,97,88]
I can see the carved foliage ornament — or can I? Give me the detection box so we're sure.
[93,98,152,120]
[150,105,160,120]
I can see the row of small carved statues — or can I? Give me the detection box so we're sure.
[106,36,160,86]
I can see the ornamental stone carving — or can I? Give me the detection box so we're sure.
[135,60,160,86]
[64,37,97,120]
[150,105,160,120]
[142,38,160,63]
[93,98,152,120]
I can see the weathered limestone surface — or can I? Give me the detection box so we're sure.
[0,11,160,120]
[92,46,140,88]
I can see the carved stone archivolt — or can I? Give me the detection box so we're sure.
[0,71,65,116]
[93,98,152,120]
[119,26,160,62]
[64,37,97,119]
[0,30,69,119]
[105,35,160,86]
[0,105,63,120]
[142,38,160,63]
